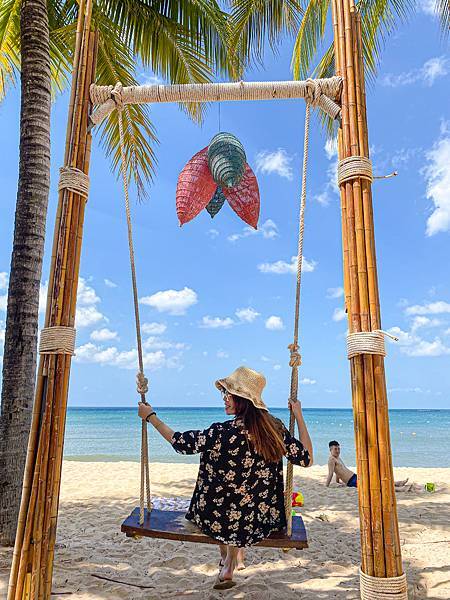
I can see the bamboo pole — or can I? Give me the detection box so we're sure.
[7,2,96,598]
[331,0,405,588]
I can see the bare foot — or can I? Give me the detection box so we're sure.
[220,559,236,582]
[236,549,246,570]
[396,478,409,487]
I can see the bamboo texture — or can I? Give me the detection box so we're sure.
[7,2,97,598]
[331,0,405,587]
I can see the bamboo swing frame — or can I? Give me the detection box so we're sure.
[7,0,406,597]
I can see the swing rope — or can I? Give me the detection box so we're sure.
[116,95,152,525]
[284,102,311,536]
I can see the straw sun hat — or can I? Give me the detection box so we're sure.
[215,366,268,411]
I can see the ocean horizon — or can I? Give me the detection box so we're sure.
[64,407,450,468]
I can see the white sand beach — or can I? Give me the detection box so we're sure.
[0,462,449,599]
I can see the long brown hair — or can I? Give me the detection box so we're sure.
[233,395,285,463]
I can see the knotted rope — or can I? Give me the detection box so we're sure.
[360,569,408,600]
[89,78,343,126]
[115,91,151,524]
[284,102,311,536]
[347,330,399,359]
[58,166,90,198]
[337,155,373,185]
[39,326,76,355]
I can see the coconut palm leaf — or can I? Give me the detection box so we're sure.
[0,0,20,100]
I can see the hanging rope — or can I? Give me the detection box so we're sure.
[284,103,311,536]
[115,92,152,524]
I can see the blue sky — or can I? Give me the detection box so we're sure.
[0,6,449,409]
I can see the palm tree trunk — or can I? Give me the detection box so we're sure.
[0,0,51,546]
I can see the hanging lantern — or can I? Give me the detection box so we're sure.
[206,187,226,218]
[207,133,246,188]
[176,134,260,229]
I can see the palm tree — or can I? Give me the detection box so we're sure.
[229,0,449,84]
[0,0,233,545]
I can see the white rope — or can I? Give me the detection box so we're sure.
[337,156,373,185]
[360,569,408,599]
[58,166,90,198]
[285,102,311,537]
[39,326,76,355]
[115,98,152,524]
[89,78,342,126]
[347,330,399,359]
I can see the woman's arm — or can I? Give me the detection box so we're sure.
[138,402,174,443]
[288,399,314,466]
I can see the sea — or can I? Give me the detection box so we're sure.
[64,407,450,468]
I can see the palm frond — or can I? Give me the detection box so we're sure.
[436,0,449,33]
[291,0,329,80]
[0,0,20,100]
[229,0,302,72]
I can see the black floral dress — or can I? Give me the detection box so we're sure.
[171,417,310,547]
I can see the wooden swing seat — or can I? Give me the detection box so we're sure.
[121,507,308,549]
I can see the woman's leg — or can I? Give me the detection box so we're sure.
[236,548,246,570]
[219,544,227,565]
[220,546,239,581]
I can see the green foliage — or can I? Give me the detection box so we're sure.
[0,0,234,197]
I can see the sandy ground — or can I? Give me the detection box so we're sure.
[0,462,449,599]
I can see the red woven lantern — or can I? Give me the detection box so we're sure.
[176,139,260,229]
[222,164,260,229]
[176,148,216,226]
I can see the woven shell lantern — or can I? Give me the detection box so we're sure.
[176,135,260,229]
[207,133,246,188]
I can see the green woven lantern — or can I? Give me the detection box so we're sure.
[207,133,246,188]
[206,187,226,218]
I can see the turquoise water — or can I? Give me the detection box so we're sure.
[64,407,450,467]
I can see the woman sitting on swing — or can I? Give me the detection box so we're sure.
[138,366,313,590]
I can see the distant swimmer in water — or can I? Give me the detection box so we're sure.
[325,440,409,489]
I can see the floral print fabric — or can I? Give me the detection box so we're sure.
[171,418,310,547]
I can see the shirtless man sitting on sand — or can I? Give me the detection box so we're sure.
[326,440,409,489]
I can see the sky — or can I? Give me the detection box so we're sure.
[0,6,449,409]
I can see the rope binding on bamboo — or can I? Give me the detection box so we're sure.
[337,156,373,186]
[39,326,76,355]
[360,568,408,599]
[347,330,399,359]
[58,166,90,198]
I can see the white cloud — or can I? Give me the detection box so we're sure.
[217,350,229,359]
[388,326,450,357]
[0,272,7,290]
[228,219,278,243]
[200,316,234,329]
[140,287,198,315]
[410,316,442,332]
[325,389,338,394]
[255,149,293,180]
[314,140,339,206]
[258,255,316,275]
[265,316,284,330]
[142,322,167,335]
[0,294,6,312]
[75,342,169,370]
[90,328,118,342]
[39,282,48,313]
[405,301,450,315]
[332,307,346,322]
[140,73,163,85]
[300,377,316,385]
[423,127,450,236]
[104,278,117,288]
[419,0,437,15]
[273,364,281,371]
[235,307,260,323]
[143,336,187,351]
[327,286,344,299]
[78,278,100,306]
[207,229,219,239]
[75,306,105,328]
[381,56,448,87]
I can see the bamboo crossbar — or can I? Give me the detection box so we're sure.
[89,78,343,125]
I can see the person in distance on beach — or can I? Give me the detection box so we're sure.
[326,440,409,489]
[138,366,313,590]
